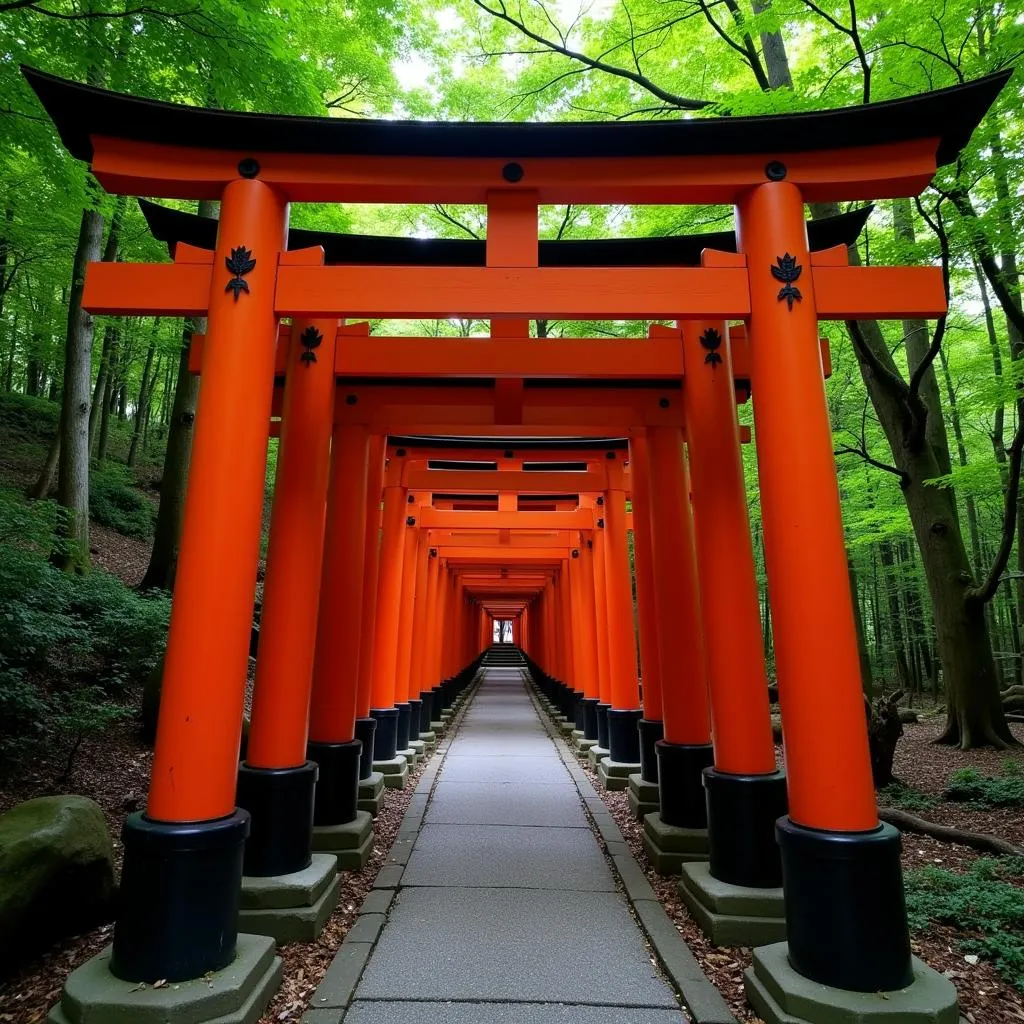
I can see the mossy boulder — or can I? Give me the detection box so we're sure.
[0,795,115,960]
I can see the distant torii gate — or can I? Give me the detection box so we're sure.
[23,62,1008,1024]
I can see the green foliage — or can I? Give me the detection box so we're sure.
[89,465,156,539]
[0,543,169,771]
[877,783,939,812]
[945,766,1024,808]
[0,392,59,445]
[905,858,1024,990]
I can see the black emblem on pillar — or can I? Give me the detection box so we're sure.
[771,253,802,310]
[225,245,256,300]
[700,327,723,367]
[300,325,323,366]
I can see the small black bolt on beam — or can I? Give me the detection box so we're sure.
[406,516,417,526]
[765,160,787,181]
[396,448,407,457]
[238,157,261,178]
[659,397,670,408]
[344,394,357,405]
[596,496,604,505]
[502,161,524,182]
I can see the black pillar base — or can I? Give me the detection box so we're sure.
[582,698,599,741]
[306,740,361,827]
[572,693,587,731]
[638,719,663,783]
[704,768,787,888]
[408,698,423,740]
[418,691,434,733]
[778,817,913,992]
[596,703,611,748]
[395,701,412,751]
[235,760,317,877]
[111,810,249,983]
[656,741,714,828]
[607,708,642,763]
[370,707,399,761]
[432,685,445,715]
[354,718,377,780]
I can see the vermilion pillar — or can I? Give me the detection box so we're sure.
[392,501,422,756]
[417,544,441,732]
[355,433,386,778]
[602,456,643,767]
[114,178,288,983]
[644,426,714,827]
[681,319,786,889]
[737,180,911,992]
[368,456,407,762]
[237,317,337,878]
[590,514,613,750]
[577,532,602,743]
[627,434,665,785]
[304,419,371,826]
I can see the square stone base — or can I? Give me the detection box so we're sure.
[239,869,341,944]
[47,934,281,1024]
[430,721,446,737]
[678,861,786,947]
[575,735,598,754]
[396,746,418,766]
[558,720,575,736]
[642,812,708,875]
[419,730,437,752]
[587,745,610,770]
[626,774,659,820]
[358,772,385,816]
[312,810,374,870]
[373,756,410,790]
[598,757,641,792]
[241,853,337,910]
[744,942,959,1024]
[408,741,426,764]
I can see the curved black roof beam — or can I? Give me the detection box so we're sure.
[139,199,870,268]
[23,66,1008,168]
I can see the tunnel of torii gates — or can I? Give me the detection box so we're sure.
[23,63,1010,1024]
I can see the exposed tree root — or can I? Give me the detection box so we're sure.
[879,806,1024,856]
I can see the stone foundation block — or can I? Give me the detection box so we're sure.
[312,810,374,870]
[598,757,640,792]
[240,853,337,911]
[587,745,610,770]
[575,735,598,754]
[47,934,281,1024]
[418,730,437,752]
[627,773,659,820]
[430,721,446,737]
[239,870,342,944]
[373,756,410,790]
[678,861,786,947]
[558,720,575,736]
[358,772,385,816]
[642,812,708,875]
[744,942,959,1024]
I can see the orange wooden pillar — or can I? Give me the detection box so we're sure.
[602,455,643,767]
[576,531,603,742]
[627,434,665,786]
[736,181,910,993]
[681,319,786,888]
[304,418,371,827]
[644,425,714,828]
[405,516,434,742]
[367,454,407,762]
[590,510,613,750]
[392,500,422,756]
[237,317,338,877]
[113,178,289,983]
[354,434,386,777]
[417,544,442,731]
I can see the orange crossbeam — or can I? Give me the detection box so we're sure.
[405,469,608,493]
[420,509,594,530]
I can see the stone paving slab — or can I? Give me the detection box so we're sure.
[438,755,574,784]
[401,823,611,889]
[342,1001,688,1023]
[425,782,589,828]
[355,887,679,1007]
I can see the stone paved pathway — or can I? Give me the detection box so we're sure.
[339,665,689,1023]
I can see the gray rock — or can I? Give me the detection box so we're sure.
[0,795,115,959]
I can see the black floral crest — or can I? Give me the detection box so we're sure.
[300,325,323,366]
[771,253,802,310]
[225,245,256,300]
[700,327,722,368]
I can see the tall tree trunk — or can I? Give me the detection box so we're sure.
[879,540,911,691]
[848,551,874,698]
[89,324,116,454]
[51,207,104,572]
[750,0,793,88]
[140,200,216,592]
[127,330,157,468]
[2,313,16,391]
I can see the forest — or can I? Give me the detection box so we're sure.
[1,2,1024,1022]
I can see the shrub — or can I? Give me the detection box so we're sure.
[878,783,938,813]
[0,543,169,772]
[904,858,1024,991]
[0,391,59,442]
[90,465,156,539]
[945,766,1024,808]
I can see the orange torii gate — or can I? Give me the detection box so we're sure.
[23,62,1008,1024]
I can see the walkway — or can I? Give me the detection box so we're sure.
[336,663,688,1023]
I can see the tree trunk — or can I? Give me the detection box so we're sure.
[127,329,157,468]
[848,551,874,697]
[879,540,911,691]
[2,313,16,391]
[139,200,216,591]
[750,0,793,88]
[51,207,104,573]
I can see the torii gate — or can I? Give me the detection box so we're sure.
[23,63,1008,1024]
